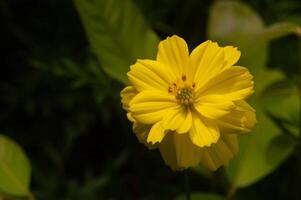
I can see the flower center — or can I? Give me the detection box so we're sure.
[168,75,195,106]
[176,87,194,105]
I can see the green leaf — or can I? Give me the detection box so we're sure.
[260,80,300,136]
[175,192,223,200]
[226,100,282,187]
[266,134,296,167]
[261,22,300,41]
[207,1,299,83]
[0,135,31,197]
[74,0,160,84]
[225,69,297,188]
[207,0,296,188]
[207,0,267,76]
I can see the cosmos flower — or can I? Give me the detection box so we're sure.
[121,35,256,170]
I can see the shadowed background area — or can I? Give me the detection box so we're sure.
[0,0,300,199]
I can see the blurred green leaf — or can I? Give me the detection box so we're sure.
[0,135,31,197]
[262,22,300,41]
[74,0,160,84]
[260,79,300,136]
[266,134,296,166]
[207,0,267,77]
[175,192,223,200]
[226,99,283,188]
[207,0,299,87]
[207,0,297,188]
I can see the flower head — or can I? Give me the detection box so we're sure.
[121,35,256,170]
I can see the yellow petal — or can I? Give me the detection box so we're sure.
[173,133,203,168]
[162,107,192,133]
[159,132,238,171]
[197,66,254,101]
[223,46,241,67]
[133,122,157,149]
[159,132,202,170]
[128,59,171,92]
[189,40,210,73]
[157,35,189,78]
[158,132,179,170]
[129,90,179,124]
[120,86,138,122]
[126,113,135,122]
[177,109,192,133]
[200,134,238,170]
[147,122,166,144]
[189,113,220,147]
[217,100,257,134]
[194,94,235,119]
[190,41,226,90]
[236,100,257,130]
[120,86,137,111]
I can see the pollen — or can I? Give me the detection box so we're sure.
[176,87,194,105]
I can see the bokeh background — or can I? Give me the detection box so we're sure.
[0,0,300,199]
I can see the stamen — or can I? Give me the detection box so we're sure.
[168,79,195,105]
[168,83,178,94]
[175,87,194,105]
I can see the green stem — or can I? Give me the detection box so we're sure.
[226,186,237,200]
[297,28,301,146]
[296,34,301,200]
[261,22,300,41]
[184,170,191,200]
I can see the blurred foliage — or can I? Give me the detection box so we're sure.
[0,0,300,199]
[175,192,223,200]
[207,0,299,189]
[261,79,300,136]
[74,0,159,84]
[0,135,32,198]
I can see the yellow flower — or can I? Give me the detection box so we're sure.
[121,35,257,170]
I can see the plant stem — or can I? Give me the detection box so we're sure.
[297,27,301,145]
[297,25,301,189]
[226,186,237,200]
[184,170,191,200]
